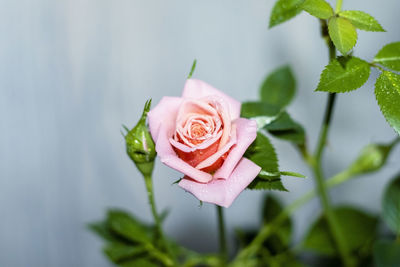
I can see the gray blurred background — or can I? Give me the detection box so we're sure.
[1,0,399,266]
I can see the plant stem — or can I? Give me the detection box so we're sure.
[335,0,343,13]
[146,243,174,266]
[311,22,353,267]
[314,93,336,160]
[217,205,228,265]
[232,169,355,264]
[311,164,353,266]
[144,175,175,264]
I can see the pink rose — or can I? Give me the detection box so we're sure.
[148,79,261,207]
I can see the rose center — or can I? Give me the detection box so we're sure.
[190,122,207,138]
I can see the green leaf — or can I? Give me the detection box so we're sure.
[316,56,370,93]
[235,229,258,248]
[328,16,358,55]
[121,258,159,267]
[374,42,400,72]
[260,65,296,109]
[374,240,400,267]
[182,253,220,267]
[240,101,282,129]
[339,10,385,32]
[265,112,306,144]
[107,209,151,244]
[245,133,279,176]
[303,206,378,256]
[382,173,400,234]
[263,112,299,131]
[301,0,334,19]
[269,0,305,28]
[241,101,282,118]
[248,178,288,191]
[89,220,140,245]
[273,254,308,267]
[236,195,294,260]
[245,133,302,191]
[104,243,147,263]
[88,221,112,240]
[375,71,400,135]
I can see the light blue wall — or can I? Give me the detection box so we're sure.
[1,0,399,266]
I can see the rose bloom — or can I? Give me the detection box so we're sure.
[148,79,261,207]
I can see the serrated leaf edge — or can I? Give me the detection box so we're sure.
[316,57,371,93]
[301,0,334,19]
[339,10,385,32]
[374,71,400,135]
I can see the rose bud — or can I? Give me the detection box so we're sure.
[125,100,156,177]
[148,79,261,207]
[347,139,398,176]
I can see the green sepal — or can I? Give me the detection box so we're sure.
[171,178,182,185]
[187,59,197,79]
[125,99,156,177]
[280,171,306,178]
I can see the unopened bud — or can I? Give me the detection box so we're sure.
[124,100,156,177]
[348,139,398,175]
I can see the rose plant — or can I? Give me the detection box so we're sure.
[90,0,400,266]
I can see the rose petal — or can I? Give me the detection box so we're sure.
[179,158,261,207]
[155,124,213,183]
[176,98,219,121]
[175,113,221,149]
[209,96,231,150]
[195,124,237,170]
[182,79,241,120]
[169,130,222,153]
[148,96,182,142]
[213,118,257,180]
